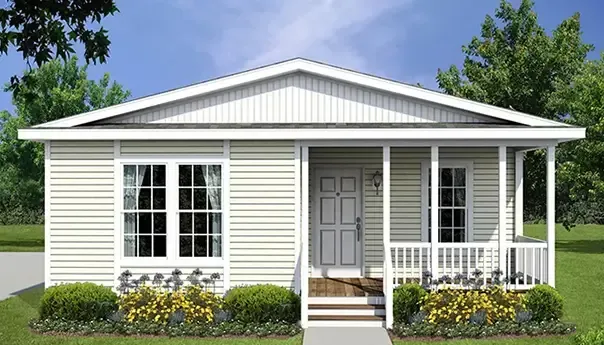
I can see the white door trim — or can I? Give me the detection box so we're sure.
[311,167,364,277]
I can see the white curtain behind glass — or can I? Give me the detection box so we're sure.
[123,165,137,256]
[205,165,221,257]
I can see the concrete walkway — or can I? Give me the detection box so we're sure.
[0,252,44,300]
[303,327,392,345]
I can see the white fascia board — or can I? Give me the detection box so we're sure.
[19,127,585,142]
[36,58,566,128]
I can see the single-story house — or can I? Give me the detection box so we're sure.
[19,58,585,328]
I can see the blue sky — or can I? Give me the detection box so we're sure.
[1,0,603,113]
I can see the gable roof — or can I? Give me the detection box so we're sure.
[36,58,565,128]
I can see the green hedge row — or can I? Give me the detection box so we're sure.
[36,281,300,325]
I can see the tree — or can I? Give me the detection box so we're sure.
[0,0,118,90]
[549,55,604,225]
[436,0,592,223]
[0,57,130,224]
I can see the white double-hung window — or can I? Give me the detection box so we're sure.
[421,161,473,243]
[177,164,222,258]
[123,164,167,257]
[120,158,225,264]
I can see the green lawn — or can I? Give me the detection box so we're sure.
[0,224,44,252]
[0,224,602,344]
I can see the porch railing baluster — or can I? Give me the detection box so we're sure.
[394,247,399,287]
[490,248,494,283]
[536,248,540,285]
[403,248,407,284]
[521,248,526,285]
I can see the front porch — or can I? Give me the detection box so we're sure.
[299,142,558,328]
[309,278,384,297]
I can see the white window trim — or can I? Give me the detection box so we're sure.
[118,156,228,267]
[420,160,474,242]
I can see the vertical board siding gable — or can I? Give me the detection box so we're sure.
[101,73,502,124]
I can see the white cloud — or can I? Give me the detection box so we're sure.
[168,0,415,77]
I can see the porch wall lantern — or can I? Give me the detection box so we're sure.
[372,170,383,195]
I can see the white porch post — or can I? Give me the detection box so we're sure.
[301,145,309,327]
[515,151,524,237]
[498,146,507,278]
[294,141,301,294]
[430,146,439,277]
[546,146,556,287]
[383,145,393,328]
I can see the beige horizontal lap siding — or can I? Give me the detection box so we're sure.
[120,140,223,155]
[102,73,503,124]
[49,141,115,286]
[308,146,516,278]
[120,267,224,294]
[229,141,297,288]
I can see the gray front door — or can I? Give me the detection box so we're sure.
[312,168,362,277]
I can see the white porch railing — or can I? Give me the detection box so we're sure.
[508,236,549,289]
[389,237,549,289]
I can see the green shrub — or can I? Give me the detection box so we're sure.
[39,283,118,321]
[524,285,564,322]
[224,284,300,323]
[575,327,604,345]
[393,283,427,323]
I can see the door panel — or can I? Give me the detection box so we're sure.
[320,197,336,225]
[340,230,357,265]
[313,168,362,277]
[320,177,335,192]
[320,230,336,265]
[340,197,356,224]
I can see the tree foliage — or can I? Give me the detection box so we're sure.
[551,56,604,225]
[436,0,594,224]
[0,58,129,224]
[0,0,118,90]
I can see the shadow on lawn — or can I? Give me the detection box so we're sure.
[556,240,604,254]
[0,240,44,248]
[14,284,44,309]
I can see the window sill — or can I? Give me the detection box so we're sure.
[120,257,224,269]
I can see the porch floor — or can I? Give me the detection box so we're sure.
[309,278,384,297]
